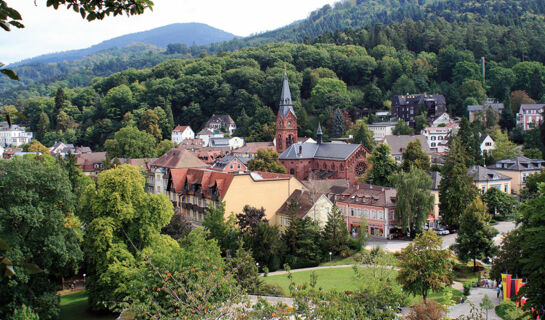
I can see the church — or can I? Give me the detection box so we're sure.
[275,74,369,185]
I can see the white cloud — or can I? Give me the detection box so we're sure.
[0,0,338,64]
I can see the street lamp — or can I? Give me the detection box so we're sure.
[256,262,259,271]
[329,252,332,262]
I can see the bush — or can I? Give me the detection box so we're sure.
[495,300,517,318]
[463,282,472,296]
[254,283,286,297]
[406,301,445,320]
[348,238,361,251]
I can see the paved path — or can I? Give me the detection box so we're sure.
[264,264,355,277]
[448,286,503,319]
[248,295,294,306]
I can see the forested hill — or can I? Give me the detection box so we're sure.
[10,23,238,66]
[203,0,545,54]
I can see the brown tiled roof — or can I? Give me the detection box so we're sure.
[173,125,190,132]
[169,168,234,199]
[276,189,316,218]
[151,148,208,169]
[76,152,107,171]
[327,183,397,208]
[232,142,274,155]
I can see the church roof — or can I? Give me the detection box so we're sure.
[278,72,297,119]
[279,142,360,161]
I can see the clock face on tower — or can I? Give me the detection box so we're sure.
[355,161,367,176]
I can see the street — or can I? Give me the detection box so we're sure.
[365,221,516,252]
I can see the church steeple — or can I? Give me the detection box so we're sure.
[316,123,323,144]
[280,72,292,106]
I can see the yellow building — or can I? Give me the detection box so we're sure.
[487,156,545,194]
[429,172,441,229]
[468,165,512,194]
[166,168,303,224]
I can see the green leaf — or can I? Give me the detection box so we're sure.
[0,238,10,251]
[24,263,43,274]
[1,68,19,80]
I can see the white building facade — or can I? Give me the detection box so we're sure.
[368,121,397,142]
[517,104,545,131]
[421,122,459,153]
[171,126,195,144]
[0,124,33,147]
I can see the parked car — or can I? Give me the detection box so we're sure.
[434,228,449,235]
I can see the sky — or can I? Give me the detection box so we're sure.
[1,0,339,64]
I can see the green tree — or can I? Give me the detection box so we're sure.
[247,148,286,173]
[27,140,50,154]
[392,119,413,135]
[460,79,487,104]
[322,204,349,255]
[414,114,428,133]
[349,120,374,152]
[458,117,483,165]
[391,167,435,238]
[283,217,323,268]
[481,187,517,218]
[36,112,50,141]
[202,202,239,256]
[245,222,285,271]
[156,139,176,156]
[480,295,494,320]
[401,139,430,172]
[520,169,545,200]
[104,126,157,158]
[491,128,520,161]
[364,143,399,187]
[499,104,516,131]
[439,138,479,228]
[138,109,162,142]
[55,110,75,131]
[80,165,174,311]
[397,230,453,301]
[54,87,66,111]
[331,108,346,138]
[453,197,498,271]
[0,157,83,320]
[518,183,545,313]
[161,213,192,241]
[490,229,523,282]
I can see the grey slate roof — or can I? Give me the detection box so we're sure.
[211,155,249,169]
[279,142,360,160]
[429,171,442,190]
[368,121,398,127]
[392,94,446,106]
[278,72,297,119]
[468,165,511,182]
[520,104,545,110]
[209,137,230,147]
[383,135,432,155]
[467,103,504,112]
[488,156,545,171]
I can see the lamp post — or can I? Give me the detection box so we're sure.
[329,252,332,262]
[256,262,259,272]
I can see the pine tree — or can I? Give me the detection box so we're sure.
[54,87,66,111]
[401,139,430,172]
[365,143,399,186]
[439,138,478,228]
[163,101,175,134]
[235,108,250,137]
[453,197,497,271]
[458,118,482,165]
[331,108,346,138]
[351,120,375,152]
[323,204,349,255]
[499,104,516,131]
[36,112,50,141]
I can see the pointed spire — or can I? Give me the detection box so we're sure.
[279,72,292,106]
[316,123,323,144]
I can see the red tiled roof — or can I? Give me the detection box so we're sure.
[232,142,274,155]
[151,148,208,169]
[76,152,107,172]
[173,125,190,132]
[169,168,235,199]
[327,183,397,208]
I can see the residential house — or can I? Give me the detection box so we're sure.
[209,136,245,149]
[0,123,33,147]
[0,145,3,158]
[469,165,512,194]
[148,148,209,195]
[279,124,369,185]
[421,122,459,153]
[203,114,237,135]
[480,135,495,156]
[50,142,92,157]
[171,125,195,144]
[196,129,224,147]
[368,121,397,142]
[391,93,446,127]
[431,113,453,127]
[488,156,545,194]
[166,169,303,224]
[516,104,545,131]
[2,147,22,159]
[375,111,391,122]
[383,135,433,163]
[232,142,275,158]
[468,99,504,123]
[327,184,397,239]
[210,155,249,173]
[178,138,205,148]
[76,152,107,176]
[276,190,334,229]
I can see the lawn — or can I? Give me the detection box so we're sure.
[263,266,462,306]
[59,290,117,320]
[318,255,358,266]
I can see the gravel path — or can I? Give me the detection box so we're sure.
[448,286,503,319]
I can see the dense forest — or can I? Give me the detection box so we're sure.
[2,0,545,151]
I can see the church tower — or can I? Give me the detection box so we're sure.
[275,72,298,153]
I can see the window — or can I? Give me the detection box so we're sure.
[237,164,241,169]
[351,209,354,217]
[230,164,233,170]
[504,184,508,193]
[482,185,486,193]
[290,168,295,175]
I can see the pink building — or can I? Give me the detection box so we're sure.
[327,184,398,239]
[517,104,545,130]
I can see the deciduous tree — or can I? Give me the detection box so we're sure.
[397,230,453,301]
[392,119,413,135]
[104,126,157,158]
[349,120,374,152]
[401,139,430,172]
[364,143,399,186]
[247,148,286,173]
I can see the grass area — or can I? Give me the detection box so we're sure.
[263,265,461,306]
[319,255,358,266]
[59,290,116,320]
[453,261,484,284]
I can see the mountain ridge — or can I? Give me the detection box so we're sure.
[9,22,239,67]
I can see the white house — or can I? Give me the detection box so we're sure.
[421,122,459,153]
[0,123,33,147]
[368,121,397,142]
[209,136,245,149]
[171,125,195,144]
[480,135,495,155]
[431,113,452,127]
[203,114,237,135]
[0,145,4,158]
[196,128,224,147]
